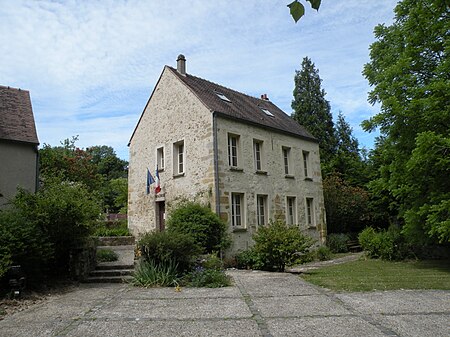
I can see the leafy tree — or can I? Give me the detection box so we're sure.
[363,0,450,243]
[330,112,367,185]
[287,0,321,23]
[86,145,128,180]
[292,56,337,163]
[323,174,370,234]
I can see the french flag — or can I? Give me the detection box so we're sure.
[155,166,161,194]
[146,168,155,195]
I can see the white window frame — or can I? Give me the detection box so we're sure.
[253,139,263,171]
[173,140,184,175]
[231,192,245,227]
[303,151,310,178]
[282,147,291,175]
[157,146,165,171]
[306,197,315,227]
[256,194,268,226]
[286,196,297,225]
[228,133,240,168]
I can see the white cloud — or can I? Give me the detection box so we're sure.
[0,0,397,159]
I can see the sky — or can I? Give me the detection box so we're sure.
[0,0,398,160]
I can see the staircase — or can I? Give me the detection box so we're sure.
[84,242,135,284]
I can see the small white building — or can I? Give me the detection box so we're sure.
[128,55,326,254]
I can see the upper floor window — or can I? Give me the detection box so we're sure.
[286,196,296,225]
[303,151,310,178]
[157,146,165,171]
[253,140,263,171]
[231,192,244,227]
[282,147,291,175]
[173,140,184,175]
[256,194,268,226]
[306,198,315,227]
[228,134,240,168]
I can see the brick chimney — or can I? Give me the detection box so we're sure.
[260,94,269,100]
[177,54,186,75]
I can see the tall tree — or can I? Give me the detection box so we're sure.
[292,56,336,164]
[363,0,450,243]
[331,112,367,185]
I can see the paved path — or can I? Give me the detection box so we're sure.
[1,270,449,337]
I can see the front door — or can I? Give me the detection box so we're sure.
[156,201,165,231]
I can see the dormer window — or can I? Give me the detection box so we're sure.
[216,92,231,102]
[261,108,274,117]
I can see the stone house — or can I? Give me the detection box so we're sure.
[0,85,39,209]
[128,56,326,254]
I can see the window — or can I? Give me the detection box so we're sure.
[282,147,291,175]
[306,198,314,227]
[303,151,310,178]
[256,194,268,226]
[253,140,263,171]
[173,140,184,175]
[216,92,231,102]
[260,108,274,117]
[157,147,165,170]
[228,134,240,167]
[286,196,296,225]
[231,193,244,227]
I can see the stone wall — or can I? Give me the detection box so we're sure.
[128,67,215,235]
[215,116,326,254]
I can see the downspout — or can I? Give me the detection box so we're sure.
[212,112,220,215]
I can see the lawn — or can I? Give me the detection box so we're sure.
[301,258,450,292]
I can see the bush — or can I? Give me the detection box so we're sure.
[314,246,333,261]
[235,249,260,270]
[0,208,53,282]
[359,226,412,260]
[13,178,101,274]
[166,202,230,253]
[93,220,130,237]
[138,231,201,273]
[327,233,350,253]
[96,249,118,262]
[250,221,314,272]
[184,267,231,288]
[131,260,179,287]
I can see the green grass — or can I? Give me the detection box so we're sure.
[301,258,450,292]
[96,249,119,262]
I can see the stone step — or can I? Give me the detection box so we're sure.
[84,275,133,283]
[95,264,135,270]
[90,269,134,277]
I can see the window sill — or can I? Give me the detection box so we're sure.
[255,170,267,175]
[308,225,316,230]
[232,227,247,233]
[158,168,164,172]
[173,172,185,178]
[285,174,295,179]
[229,167,244,172]
[304,177,313,181]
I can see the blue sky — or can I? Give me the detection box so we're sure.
[0,0,398,160]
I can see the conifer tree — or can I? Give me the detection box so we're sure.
[291,57,336,163]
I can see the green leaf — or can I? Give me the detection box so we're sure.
[288,1,305,23]
[307,0,321,11]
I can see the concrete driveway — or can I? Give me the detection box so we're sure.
[1,270,449,337]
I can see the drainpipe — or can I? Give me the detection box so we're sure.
[212,112,220,215]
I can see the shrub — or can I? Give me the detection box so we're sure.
[314,246,333,261]
[131,260,179,287]
[327,233,350,253]
[166,202,230,253]
[96,249,118,262]
[359,226,412,260]
[13,178,101,274]
[0,208,53,282]
[184,267,231,288]
[251,221,314,272]
[200,253,223,270]
[235,249,260,270]
[138,231,201,273]
[93,220,130,237]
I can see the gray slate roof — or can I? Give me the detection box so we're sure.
[0,85,39,145]
[168,67,316,142]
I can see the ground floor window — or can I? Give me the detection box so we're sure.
[256,194,268,226]
[306,197,314,226]
[286,196,296,225]
[231,193,244,227]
